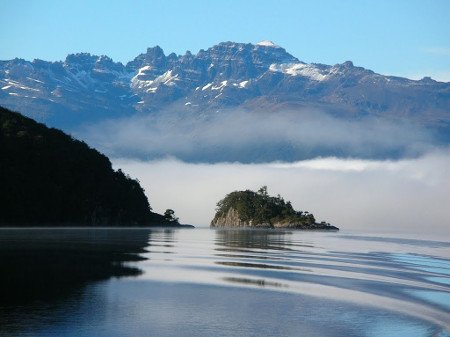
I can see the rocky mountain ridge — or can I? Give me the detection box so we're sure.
[1,41,449,132]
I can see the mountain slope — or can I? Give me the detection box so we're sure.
[1,41,448,130]
[0,106,175,226]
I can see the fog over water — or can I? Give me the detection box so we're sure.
[81,108,436,163]
[76,106,450,234]
[113,148,450,234]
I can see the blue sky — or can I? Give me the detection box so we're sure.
[1,0,449,81]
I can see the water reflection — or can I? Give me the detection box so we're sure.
[0,228,152,335]
[149,228,177,244]
[222,277,286,288]
[214,229,293,251]
[216,261,296,270]
[1,229,449,337]
[211,229,450,334]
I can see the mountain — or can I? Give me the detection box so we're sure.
[0,54,137,129]
[1,41,449,162]
[211,186,338,230]
[0,106,184,226]
[1,41,449,129]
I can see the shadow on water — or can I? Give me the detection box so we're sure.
[0,228,152,335]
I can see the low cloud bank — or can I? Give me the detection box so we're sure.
[113,148,450,235]
[81,108,435,163]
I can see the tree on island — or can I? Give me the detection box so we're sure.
[257,185,268,197]
[163,209,179,224]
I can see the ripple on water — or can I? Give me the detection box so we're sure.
[0,228,449,337]
[140,229,450,335]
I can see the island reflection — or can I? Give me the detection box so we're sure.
[214,229,292,251]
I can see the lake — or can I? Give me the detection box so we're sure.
[1,228,449,337]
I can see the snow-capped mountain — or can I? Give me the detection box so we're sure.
[1,41,449,134]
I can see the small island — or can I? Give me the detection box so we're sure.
[211,186,339,230]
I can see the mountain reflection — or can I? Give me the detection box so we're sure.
[0,228,152,334]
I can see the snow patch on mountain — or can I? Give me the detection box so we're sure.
[27,77,44,84]
[2,80,41,92]
[211,80,228,91]
[202,83,212,91]
[256,40,279,47]
[239,80,249,88]
[269,63,333,81]
[156,70,179,86]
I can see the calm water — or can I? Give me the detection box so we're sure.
[1,228,450,337]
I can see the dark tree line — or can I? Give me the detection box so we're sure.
[0,106,174,226]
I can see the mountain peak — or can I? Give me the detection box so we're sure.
[342,60,354,67]
[126,46,168,71]
[146,46,165,56]
[65,53,98,65]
